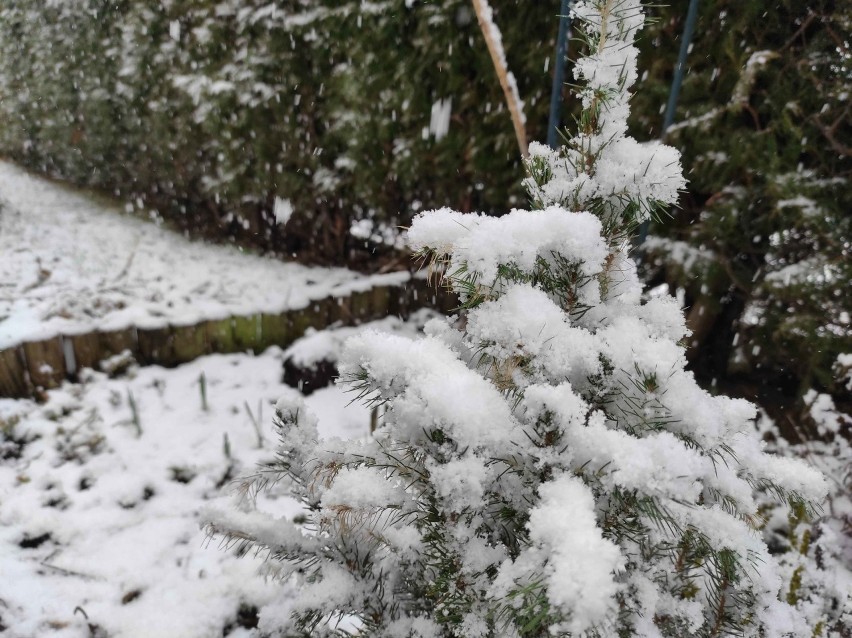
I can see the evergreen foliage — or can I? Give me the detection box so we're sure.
[207,2,828,635]
[0,0,555,265]
[633,1,852,432]
[756,356,852,637]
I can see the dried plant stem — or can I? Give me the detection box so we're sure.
[244,400,264,448]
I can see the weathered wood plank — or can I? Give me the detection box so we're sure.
[0,346,30,398]
[137,326,175,366]
[370,286,391,319]
[287,306,317,340]
[233,314,262,352]
[99,328,137,359]
[23,337,66,390]
[0,282,440,398]
[172,324,209,363]
[70,332,102,374]
[204,318,235,354]
[261,312,289,350]
[328,295,351,326]
[307,297,334,328]
[402,278,429,317]
[349,289,373,325]
[387,284,408,319]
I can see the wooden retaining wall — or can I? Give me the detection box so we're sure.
[0,279,458,400]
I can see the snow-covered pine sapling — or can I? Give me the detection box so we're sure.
[206,1,827,636]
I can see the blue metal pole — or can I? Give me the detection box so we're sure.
[547,0,573,149]
[662,0,700,136]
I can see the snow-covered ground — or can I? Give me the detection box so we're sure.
[0,308,438,637]
[0,161,407,349]
[0,346,366,637]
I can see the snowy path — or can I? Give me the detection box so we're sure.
[0,161,406,349]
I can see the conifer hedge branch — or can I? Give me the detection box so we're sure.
[0,0,554,264]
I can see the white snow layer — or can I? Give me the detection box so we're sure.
[527,476,623,634]
[407,206,608,283]
[0,161,408,349]
[0,348,369,637]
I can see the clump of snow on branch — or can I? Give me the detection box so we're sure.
[524,0,686,221]
[492,474,624,634]
[407,206,608,284]
[207,1,828,636]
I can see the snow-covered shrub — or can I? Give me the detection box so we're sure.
[208,2,828,635]
[757,359,852,637]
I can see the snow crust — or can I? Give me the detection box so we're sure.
[0,348,367,637]
[0,161,407,348]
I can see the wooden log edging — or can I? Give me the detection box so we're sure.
[0,279,459,399]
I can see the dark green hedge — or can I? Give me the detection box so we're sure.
[0,0,559,265]
[633,0,851,431]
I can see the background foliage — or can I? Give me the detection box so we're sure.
[0,0,849,430]
[633,0,851,435]
[0,0,555,265]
